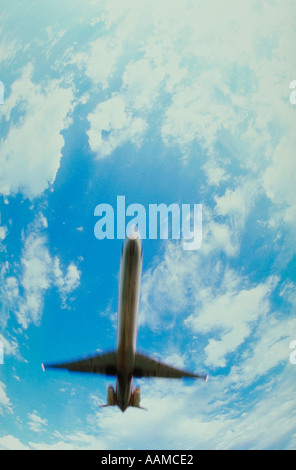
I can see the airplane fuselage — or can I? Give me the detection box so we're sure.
[116,235,142,411]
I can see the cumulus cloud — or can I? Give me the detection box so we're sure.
[17,234,52,328]
[230,316,296,387]
[27,410,48,433]
[122,57,166,111]
[263,131,296,227]
[0,333,21,361]
[53,257,81,307]
[87,93,147,158]
[186,273,278,368]
[76,0,296,235]
[12,215,81,328]
[0,65,74,198]
[140,234,281,368]
[72,36,122,89]
[0,261,19,330]
[140,241,194,328]
[79,0,296,273]
[0,435,30,450]
[0,225,7,242]
[0,211,8,243]
[25,367,296,450]
[0,381,12,416]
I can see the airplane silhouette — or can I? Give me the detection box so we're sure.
[42,232,208,411]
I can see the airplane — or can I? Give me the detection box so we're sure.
[42,231,208,412]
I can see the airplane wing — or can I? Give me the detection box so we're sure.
[42,351,117,376]
[133,353,208,380]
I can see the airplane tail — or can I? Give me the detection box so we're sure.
[100,385,147,410]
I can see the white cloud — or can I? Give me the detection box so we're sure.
[0,225,7,241]
[0,333,21,360]
[161,73,237,152]
[215,182,255,222]
[0,35,20,65]
[0,65,75,198]
[79,0,296,206]
[87,93,147,158]
[203,160,230,186]
[29,431,104,450]
[102,0,292,252]
[140,231,238,331]
[263,131,296,228]
[158,1,295,151]
[205,179,261,256]
[64,263,80,292]
[0,262,19,330]
[53,258,81,306]
[122,57,166,111]
[139,202,247,330]
[186,273,278,368]
[230,316,296,387]
[3,367,295,449]
[140,224,284,372]
[218,370,296,450]
[27,410,48,433]
[72,36,122,89]
[0,381,12,416]
[140,241,194,328]
[33,370,294,450]
[0,211,8,242]
[204,220,237,257]
[0,435,29,450]
[14,215,81,328]
[16,233,52,328]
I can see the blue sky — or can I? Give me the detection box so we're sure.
[0,0,296,450]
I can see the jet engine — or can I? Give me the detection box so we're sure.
[131,386,141,407]
[107,385,117,406]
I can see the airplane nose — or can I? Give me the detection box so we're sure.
[127,224,141,240]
